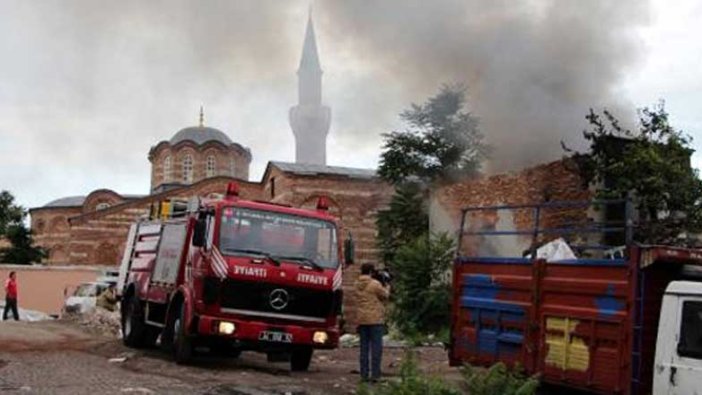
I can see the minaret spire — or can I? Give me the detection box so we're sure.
[199,105,204,127]
[299,9,321,74]
[289,10,331,165]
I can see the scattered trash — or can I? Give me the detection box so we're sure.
[108,357,128,363]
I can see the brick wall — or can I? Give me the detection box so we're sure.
[431,158,592,257]
[149,142,251,191]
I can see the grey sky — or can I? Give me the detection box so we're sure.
[0,0,700,210]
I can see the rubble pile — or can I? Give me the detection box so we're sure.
[64,308,122,338]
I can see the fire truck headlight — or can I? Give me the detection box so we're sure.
[218,321,236,335]
[312,331,328,344]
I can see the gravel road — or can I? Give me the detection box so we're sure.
[0,320,458,394]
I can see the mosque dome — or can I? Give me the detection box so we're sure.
[169,126,233,146]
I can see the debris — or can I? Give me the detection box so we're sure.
[64,308,121,337]
[535,237,577,261]
[0,302,52,322]
[108,357,127,363]
[120,388,155,394]
[339,333,359,347]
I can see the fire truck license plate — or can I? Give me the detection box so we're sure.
[259,331,293,343]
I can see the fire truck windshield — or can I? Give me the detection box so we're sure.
[219,207,339,269]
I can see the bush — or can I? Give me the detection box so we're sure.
[389,232,454,337]
[461,362,539,395]
[357,351,460,395]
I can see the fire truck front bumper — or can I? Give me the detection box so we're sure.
[196,314,340,349]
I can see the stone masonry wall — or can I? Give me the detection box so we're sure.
[431,158,592,257]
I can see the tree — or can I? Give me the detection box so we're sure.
[0,191,24,235]
[2,225,46,264]
[0,190,46,265]
[376,182,429,265]
[572,103,702,244]
[378,84,490,184]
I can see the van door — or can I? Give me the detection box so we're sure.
[666,298,702,394]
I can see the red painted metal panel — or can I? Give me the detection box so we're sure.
[537,260,633,394]
[451,256,635,394]
[450,258,536,371]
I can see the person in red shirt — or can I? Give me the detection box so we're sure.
[3,271,19,321]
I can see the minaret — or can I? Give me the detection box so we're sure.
[289,11,331,165]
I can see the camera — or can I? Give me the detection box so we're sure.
[372,268,393,287]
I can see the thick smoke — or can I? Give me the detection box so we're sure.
[0,0,651,209]
[321,0,650,171]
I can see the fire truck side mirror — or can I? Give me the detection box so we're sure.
[344,233,355,265]
[192,217,207,248]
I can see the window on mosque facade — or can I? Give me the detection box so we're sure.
[230,158,236,177]
[206,155,216,177]
[163,156,172,182]
[182,155,193,183]
[96,202,110,211]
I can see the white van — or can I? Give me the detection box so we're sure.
[653,281,702,394]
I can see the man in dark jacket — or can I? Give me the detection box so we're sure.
[355,263,390,382]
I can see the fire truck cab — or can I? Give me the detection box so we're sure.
[117,183,352,369]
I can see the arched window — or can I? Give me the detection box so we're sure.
[163,156,172,182]
[230,158,236,177]
[182,154,193,183]
[206,155,216,177]
[96,202,110,211]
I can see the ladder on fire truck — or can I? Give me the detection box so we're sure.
[116,198,197,299]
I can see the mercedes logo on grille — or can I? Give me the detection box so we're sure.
[269,288,289,311]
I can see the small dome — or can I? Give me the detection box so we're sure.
[169,126,233,146]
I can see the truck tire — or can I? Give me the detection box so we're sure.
[290,347,313,372]
[122,296,147,348]
[172,304,193,364]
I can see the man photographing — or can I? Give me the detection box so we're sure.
[355,263,391,382]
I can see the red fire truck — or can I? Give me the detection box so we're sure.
[116,183,352,369]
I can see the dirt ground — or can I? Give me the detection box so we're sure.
[0,320,460,394]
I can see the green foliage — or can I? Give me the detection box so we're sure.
[376,182,429,265]
[461,362,539,395]
[1,224,46,265]
[358,351,460,395]
[0,191,24,235]
[573,103,702,244]
[378,84,490,185]
[389,233,454,336]
[0,190,45,265]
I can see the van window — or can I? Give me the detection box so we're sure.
[678,301,702,359]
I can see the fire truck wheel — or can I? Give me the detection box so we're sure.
[290,347,313,372]
[173,304,193,364]
[122,296,147,348]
